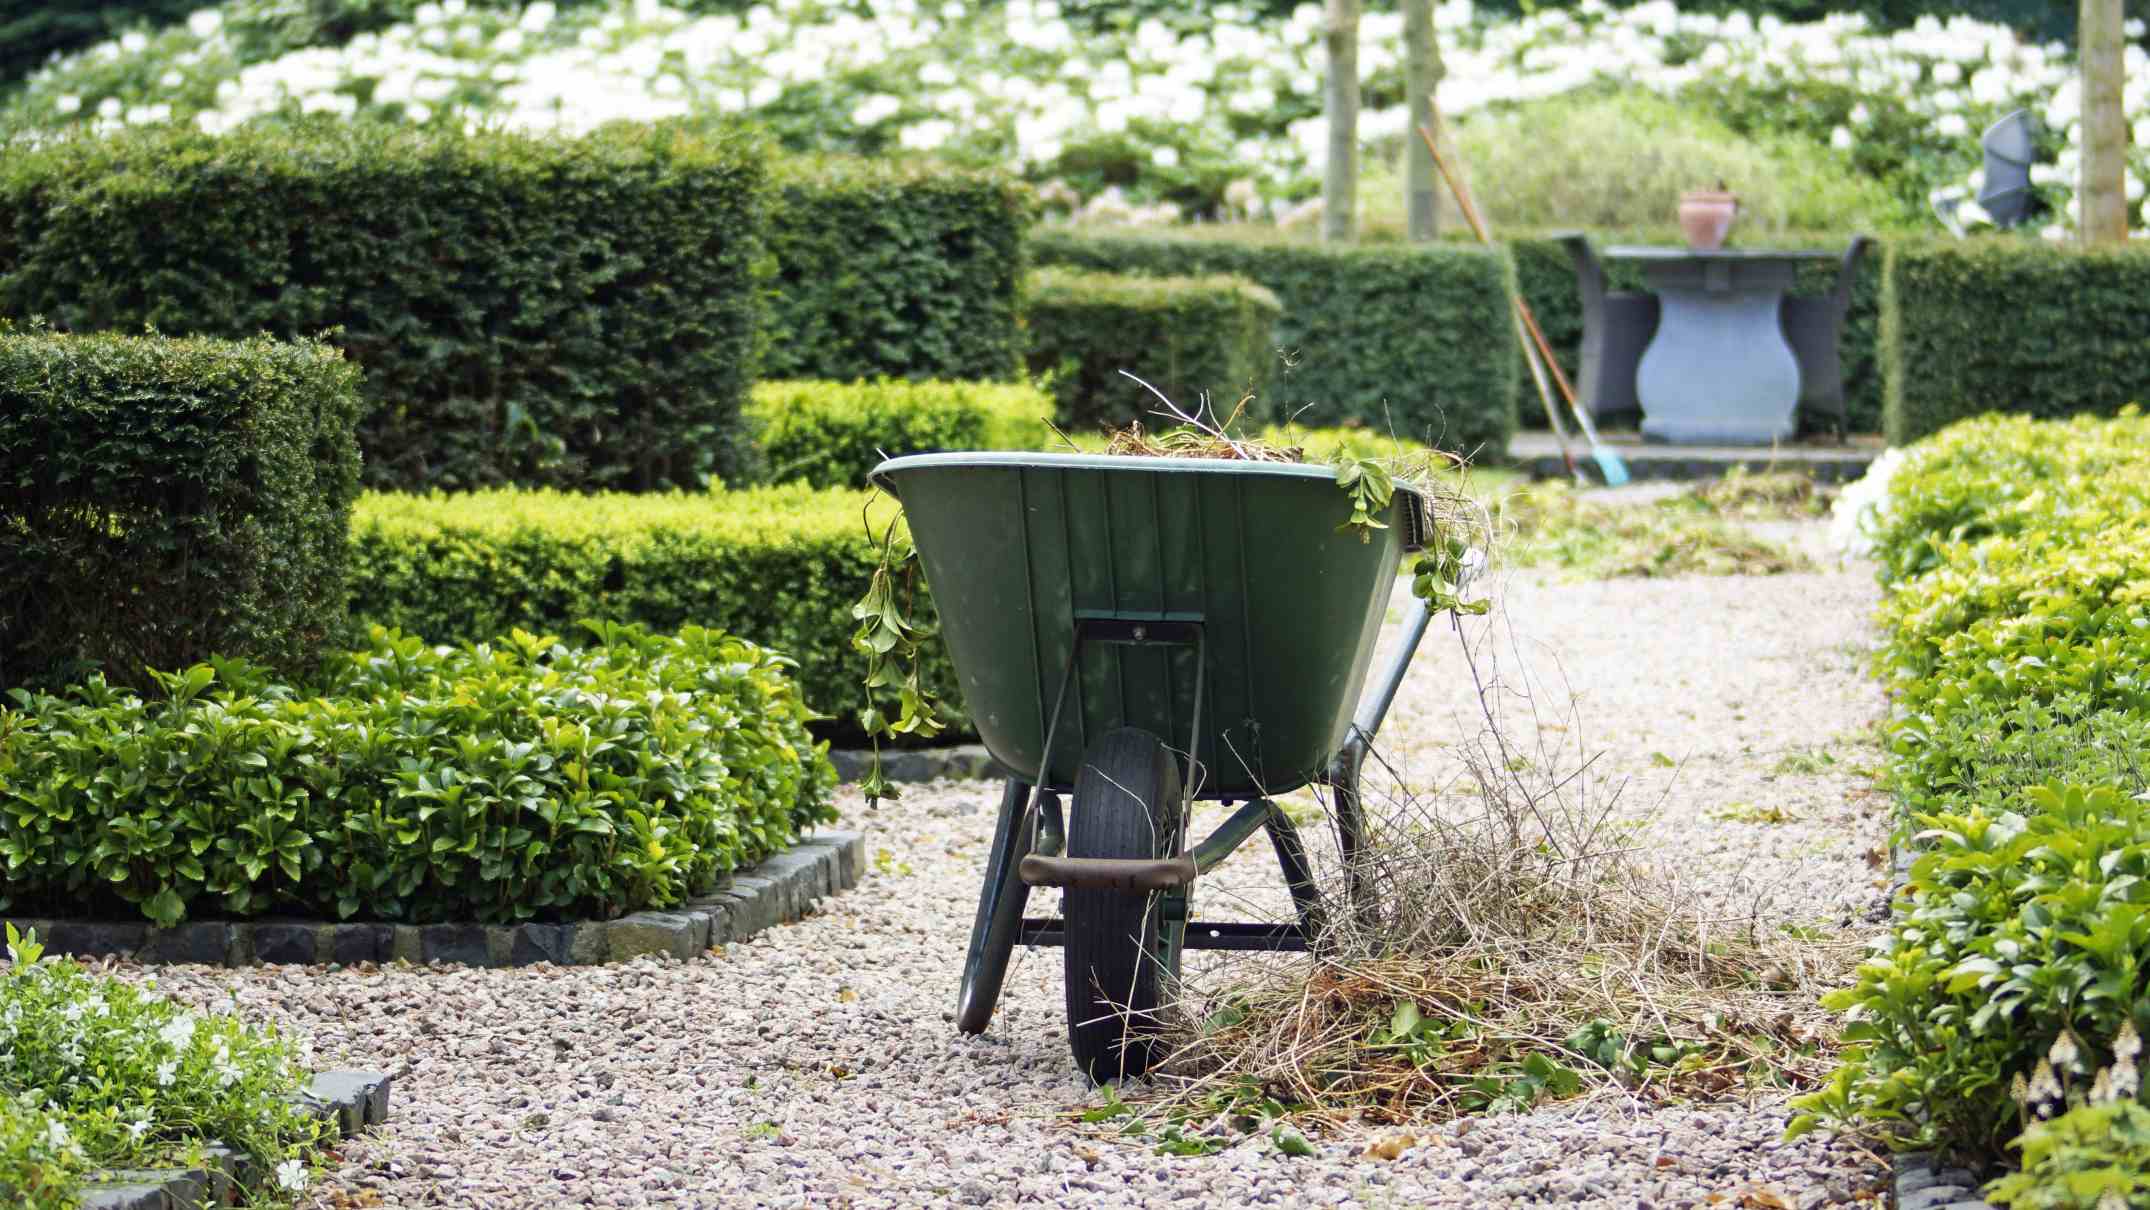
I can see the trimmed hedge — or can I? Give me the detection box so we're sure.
[1028,229,1519,456]
[345,485,962,743]
[0,624,838,926]
[0,120,769,493]
[1881,239,2150,445]
[1502,231,1883,435]
[0,330,363,692]
[746,378,1052,488]
[763,158,1031,384]
[1025,269,1282,430]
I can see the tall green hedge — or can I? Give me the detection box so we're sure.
[0,330,363,690]
[0,120,769,493]
[1028,229,1518,456]
[1500,231,1883,435]
[1881,239,2150,444]
[346,486,962,744]
[763,158,1031,384]
[1025,269,1282,430]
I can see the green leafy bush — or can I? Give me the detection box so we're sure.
[1025,269,1282,430]
[746,379,1052,488]
[0,330,363,692]
[345,485,962,744]
[1793,784,2150,1160]
[0,925,326,1206]
[0,624,837,925]
[1987,1099,2150,1209]
[0,119,768,493]
[762,158,1031,384]
[1028,228,1519,456]
[1881,240,2150,445]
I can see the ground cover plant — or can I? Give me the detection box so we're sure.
[1796,411,2150,1189]
[0,623,836,926]
[0,926,327,1208]
[5,0,2141,239]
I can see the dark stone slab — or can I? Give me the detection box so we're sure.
[1896,1153,1991,1209]
[606,912,698,962]
[725,875,781,936]
[308,1070,393,1134]
[249,923,317,965]
[77,1182,167,1210]
[137,921,230,965]
[100,1168,207,1209]
[827,744,999,785]
[509,922,575,966]
[420,923,489,966]
[46,920,147,959]
[330,923,393,966]
[759,849,831,903]
[1507,428,1882,484]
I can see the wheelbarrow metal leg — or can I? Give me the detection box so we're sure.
[956,778,1048,1033]
[1262,805,1325,947]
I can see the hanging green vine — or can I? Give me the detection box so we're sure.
[851,501,944,803]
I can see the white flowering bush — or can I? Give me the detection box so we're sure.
[0,0,2145,230]
[1823,444,1904,558]
[0,926,327,1207]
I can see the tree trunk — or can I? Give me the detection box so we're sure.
[1403,0,1442,241]
[2079,0,2127,245]
[1323,0,1360,243]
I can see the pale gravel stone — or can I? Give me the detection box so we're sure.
[96,515,1894,1208]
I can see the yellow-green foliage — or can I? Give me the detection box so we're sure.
[746,378,1053,487]
[347,484,958,741]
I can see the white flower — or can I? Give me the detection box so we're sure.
[1151,145,1180,168]
[520,2,558,33]
[276,1159,309,1192]
[54,94,80,114]
[97,97,123,120]
[850,93,900,126]
[121,31,149,55]
[187,9,222,38]
[1848,103,1871,126]
[1830,126,1853,151]
[1935,113,1969,139]
[125,1112,152,1143]
[42,1120,70,1152]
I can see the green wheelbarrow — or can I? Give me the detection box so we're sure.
[869,451,1439,1082]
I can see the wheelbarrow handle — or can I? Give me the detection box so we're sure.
[1019,853,1197,893]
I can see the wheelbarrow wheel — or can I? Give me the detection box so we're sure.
[1063,727,1184,1083]
[956,778,1038,1033]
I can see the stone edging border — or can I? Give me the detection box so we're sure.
[828,744,996,784]
[81,1070,392,1210]
[4,830,864,970]
[1895,1153,1992,1210]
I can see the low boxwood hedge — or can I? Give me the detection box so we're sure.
[0,329,363,693]
[345,484,962,744]
[0,623,837,926]
[1028,228,1519,456]
[1024,268,1282,430]
[745,378,1052,488]
[1795,410,2150,1179]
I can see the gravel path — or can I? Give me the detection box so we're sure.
[110,515,1897,1209]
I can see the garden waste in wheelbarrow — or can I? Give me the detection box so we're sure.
[869,451,1440,1082]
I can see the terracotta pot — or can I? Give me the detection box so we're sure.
[1677,190,1739,251]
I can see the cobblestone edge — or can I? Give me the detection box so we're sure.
[5,830,864,970]
[827,744,997,784]
[1894,1153,1993,1210]
[78,1070,392,1210]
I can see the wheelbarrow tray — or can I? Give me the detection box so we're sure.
[871,451,1423,799]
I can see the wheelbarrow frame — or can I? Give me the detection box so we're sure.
[869,452,1439,1075]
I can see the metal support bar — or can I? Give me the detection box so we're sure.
[1018,918,1307,953]
[1187,798,1275,874]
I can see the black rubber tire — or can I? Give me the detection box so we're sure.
[1062,727,1184,1083]
[956,779,1035,1033]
